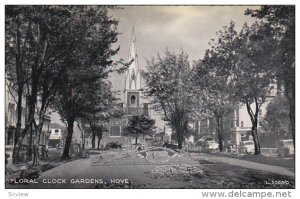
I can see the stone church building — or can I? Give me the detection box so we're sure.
[100,29,151,147]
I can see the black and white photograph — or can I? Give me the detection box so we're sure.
[3,3,295,192]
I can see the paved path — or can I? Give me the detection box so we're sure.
[190,153,295,177]
[11,151,200,188]
[6,149,295,189]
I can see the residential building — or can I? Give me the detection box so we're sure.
[5,78,51,161]
[196,83,279,146]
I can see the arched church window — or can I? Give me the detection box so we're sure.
[130,95,136,106]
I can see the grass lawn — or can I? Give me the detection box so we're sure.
[215,152,295,169]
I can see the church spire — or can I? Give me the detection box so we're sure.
[125,27,141,91]
[128,27,138,70]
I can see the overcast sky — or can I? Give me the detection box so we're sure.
[52,5,260,125]
[109,5,259,93]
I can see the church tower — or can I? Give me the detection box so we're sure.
[124,28,146,115]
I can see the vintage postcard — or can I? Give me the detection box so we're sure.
[4,4,295,193]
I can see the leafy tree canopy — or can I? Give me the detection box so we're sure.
[143,50,194,148]
[262,95,292,139]
[124,115,155,137]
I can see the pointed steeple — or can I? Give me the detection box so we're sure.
[125,27,141,91]
[128,27,136,61]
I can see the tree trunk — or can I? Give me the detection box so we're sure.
[32,137,40,165]
[32,144,39,166]
[252,125,261,155]
[12,17,25,163]
[176,120,186,149]
[245,100,261,155]
[176,123,181,149]
[220,117,224,151]
[13,130,26,163]
[97,129,102,150]
[91,132,95,149]
[13,16,23,148]
[12,89,24,163]
[284,63,295,147]
[13,72,39,163]
[32,120,44,165]
[14,89,23,146]
[80,125,85,150]
[62,117,74,160]
[28,126,33,158]
[289,101,295,146]
[135,136,138,145]
[215,115,224,152]
[286,91,295,147]
[252,112,261,155]
[13,109,35,163]
[90,121,96,150]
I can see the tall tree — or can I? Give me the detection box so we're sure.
[143,50,194,149]
[5,6,73,163]
[79,81,123,150]
[6,7,31,153]
[124,115,155,144]
[246,5,295,145]
[232,22,277,155]
[51,6,120,160]
[192,22,238,152]
[262,95,292,141]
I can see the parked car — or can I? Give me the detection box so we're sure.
[277,139,294,157]
[163,142,178,149]
[105,143,122,150]
[239,140,255,154]
[196,137,213,146]
[205,140,219,152]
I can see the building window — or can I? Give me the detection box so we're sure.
[130,95,136,106]
[8,103,15,126]
[6,129,13,145]
[241,121,244,127]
